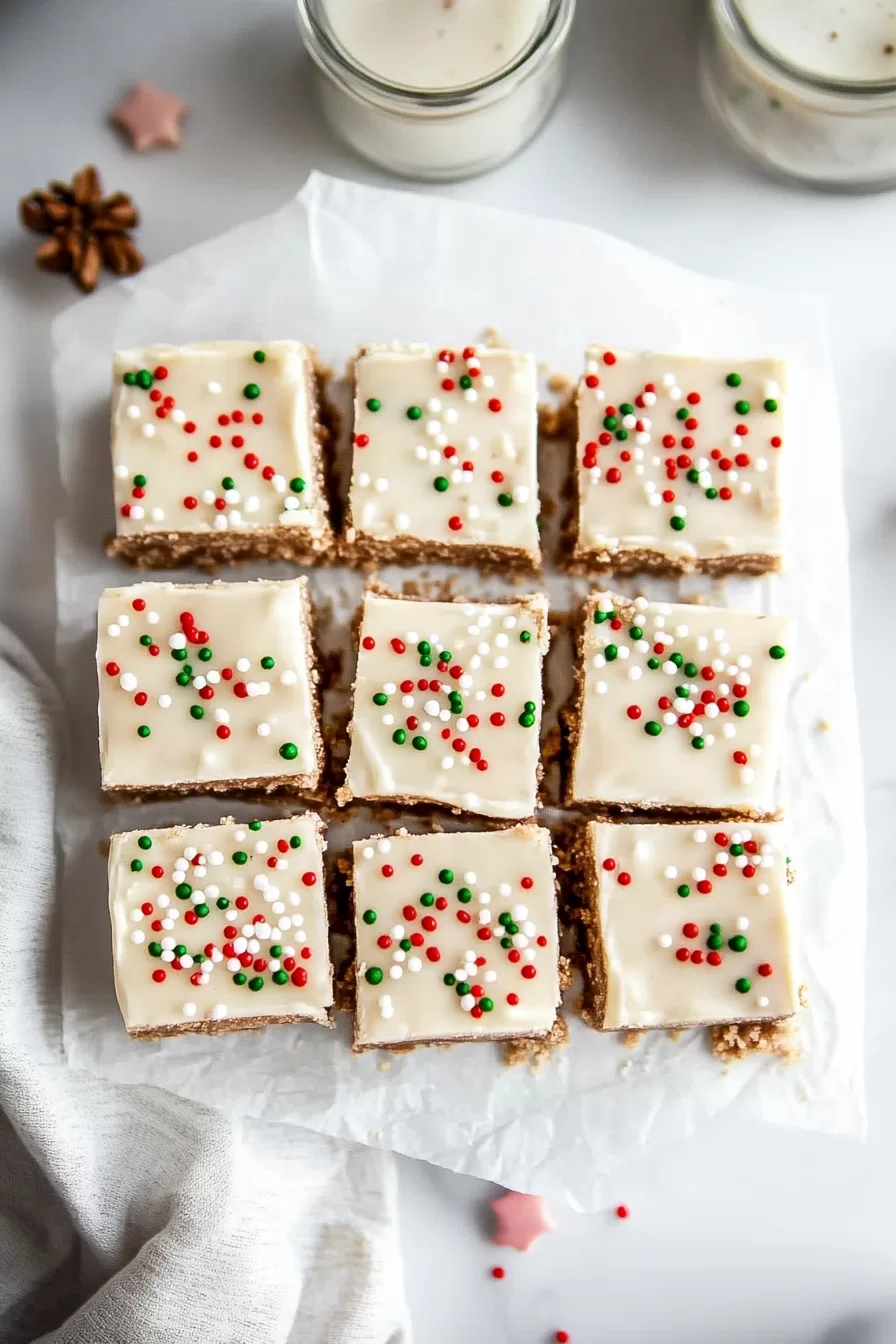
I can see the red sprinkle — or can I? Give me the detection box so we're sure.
[615,1204,629,1220]
[491,1267,505,1280]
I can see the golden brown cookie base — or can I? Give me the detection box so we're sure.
[567,801,783,824]
[106,525,335,572]
[127,1008,333,1039]
[351,1023,557,1054]
[103,771,323,802]
[566,546,781,579]
[341,531,540,576]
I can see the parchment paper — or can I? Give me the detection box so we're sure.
[53,173,865,1210]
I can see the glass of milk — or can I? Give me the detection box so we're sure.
[700,0,896,190]
[296,0,576,180]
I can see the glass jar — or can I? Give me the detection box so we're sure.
[296,0,576,182]
[700,0,896,192]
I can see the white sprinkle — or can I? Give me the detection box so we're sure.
[758,996,770,1009]
[736,917,750,931]
[182,1002,197,1018]
[126,404,140,420]
[141,424,155,439]
[389,965,403,980]
[207,381,222,394]
[119,673,137,692]
[441,757,454,770]
[236,658,250,672]
[658,934,672,948]
[664,866,678,880]
[130,930,145,944]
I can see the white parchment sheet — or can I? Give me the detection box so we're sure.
[53,173,865,1209]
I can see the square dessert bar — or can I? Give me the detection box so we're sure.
[567,591,793,819]
[581,820,798,1031]
[572,345,785,575]
[98,578,324,796]
[108,814,333,1038]
[106,341,334,568]
[339,588,549,820]
[345,342,540,568]
[352,826,560,1050]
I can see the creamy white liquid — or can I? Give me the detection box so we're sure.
[740,0,896,82]
[324,0,549,89]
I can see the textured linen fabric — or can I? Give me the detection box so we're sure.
[0,625,410,1344]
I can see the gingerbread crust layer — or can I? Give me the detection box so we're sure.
[100,578,326,799]
[562,591,780,823]
[336,583,548,815]
[342,531,540,576]
[566,545,781,579]
[577,823,794,1034]
[127,1008,333,1039]
[346,824,561,1052]
[107,358,335,570]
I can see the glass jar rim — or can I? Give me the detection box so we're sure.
[297,0,576,111]
[723,0,896,97]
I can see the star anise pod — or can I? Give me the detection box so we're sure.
[19,164,144,293]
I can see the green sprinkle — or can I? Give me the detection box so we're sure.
[518,712,536,728]
[506,922,519,936]
[605,645,618,662]
[501,936,513,949]
[406,405,422,421]
[198,647,213,663]
[498,913,511,926]
[764,398,778,413]
[216,896,230,909]
[172,648,188,662]
[729,935,748,952]
[373,692,388,706]
[726,372,742,387]
[279,742,299,760]
[647,657,660,670]
[392,728,407,745]
[176,671,190,686]
[441,651,453,664]
[455,982,471,997]
[687,468,700,484]
[443,973,456,986]
[676,407,688,421]
[434,476,449,493]
[273,970,289,985]
[289,477,306,493]
[710,923,722,934]
[733,701,750,718]
[133,473,147,487]
[670,516,686,532]
[400,938,412,952]
[730,843,744,856]
[174,945,187,958]
[249,821,263,831]
[137,725,151,738]
[735,399,750,415]
[362,909,377,925]
[222,476,235,490]
[457,887,472,903]
[497,493,513,507]
[260,656,275,670]
[615,429,628,441]
[243,383,261,400]
[140,634,152,647]
[138,836,152,850]
[412,736,427,751]
[520,630,532,643]
[481,997,494,1012]
[270,945,283,958]
[459,374,472,390]
[123,371,137,386]
[190,705,204,720]
[232,851,248,865]
[289,835,302,848]
[248,976,264,992]
[175,883,192,899]
[232,973,247,986]
[365,967,384,985]
[707,933,723,951]
[677,884,690,898]
[524,700,536,713]
[420,892,434,907]
[629,626,642,640]
[684,662,698,677]
[136,369,152,389]
[735,977,752,994]
[195,904,209,918]
[620,402,634,415]
[645,721,662,737]
[148,942,162,957]
[691,736,705,750]
[603,415,618,431]
[439,869,454,884]
[705,488,718,500]
[130,859,143,872]
[769,645,786,660]
[417,640,431,656]
[253,349,266,363]
[671,652,683,668]
[366,397,381,412]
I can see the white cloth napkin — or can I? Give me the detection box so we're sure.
[0,625,410,1344]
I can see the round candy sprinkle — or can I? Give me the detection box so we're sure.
[735,977,752,993]
[279,742,299,760]
[252,349,266,363]
[406,405,422,420]
[365,967,384,985]
[725,372,741,387]
[769,645,786,660]
[243,383,261,400]
[366,397,381,412]
[362,909,377,925]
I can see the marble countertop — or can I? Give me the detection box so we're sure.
[2,0,893,1339]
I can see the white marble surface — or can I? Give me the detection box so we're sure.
[1,0,893,1339]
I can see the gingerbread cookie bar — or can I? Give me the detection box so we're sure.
[338,588,549,820]
[98,578,324,797]
[106,341,334,568]
[109,814,333,1038]
[571,345,785,575]
[566,591,792,819]
[580,820,798,1031]
[352,826,560,1050]
[344,343,540,569]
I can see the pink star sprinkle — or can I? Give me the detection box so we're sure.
[111,82,187,152]
[490,1190,554,1252]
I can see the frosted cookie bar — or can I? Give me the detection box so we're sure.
[106,342,334,568]
[345,342,540,569]
[109,815,333,1038]
[572,345,785,575]
[338,587,549,820]
[98,579,323,797]
[566,591,792,820]
[352,826,560,1050]
[580,820,798,1031]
